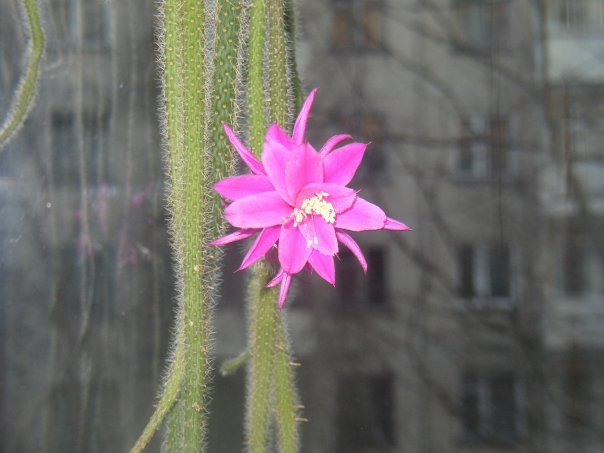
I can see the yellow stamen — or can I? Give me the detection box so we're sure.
[293,192,336,227]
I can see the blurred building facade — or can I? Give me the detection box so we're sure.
[292,0,604,452]
[0,1,174,451]
[1,0,604,452]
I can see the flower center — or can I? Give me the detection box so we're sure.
[293,192,335,227]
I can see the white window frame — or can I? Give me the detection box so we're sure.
[550,0,604,33]
[462,370,527,442]
[460,242,519,310]
[456,114,517,182]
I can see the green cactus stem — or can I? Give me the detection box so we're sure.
[208,0,242,235]
[244,0,301,451]
[220,350,250,376]
[268,0,288,127]
[247,0,267,155]
[0,0,45,149]
[272,318,300,453]
[131,0,186,449]
[133,0,241,451]
[177,0,210,450]
[267,1,301,452]
[246,264,280,452]
[284,0,304,112]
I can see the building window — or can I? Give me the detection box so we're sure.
[337,374,395,450]
[81,0,111,49]
[51,112,79,185]
[83,113,111,185]
[51,112,111,187]
[563,93,604,161]
[564,346,592,437]
[489,243,510,298]
[553,0,604,31]
[457,115,511,180]
[367,248,387,304]
[333,113,386,180]
[453,0,510,53]
[459,244,475,298]
[564,240,586,295]
[332,0,382,52]
[462,370,524,443]
[337,246,388,306]
[47,0,75,51]
[46,0,110,52]
[562,235,603,297]
[458,242,513,308]
[337,249,362,305]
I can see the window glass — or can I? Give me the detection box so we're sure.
[2,0,604,451]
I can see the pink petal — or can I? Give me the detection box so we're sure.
[262,124,296,204]
[298,217,338,255]
[278,273,292,310]
[336,231,367,273]
[308,251,335,285]
[265,121,295,149]
[278,222,312,274]
[225,191,292,228]
[323,142,367,186]
[297,182,357,213]
[267,268,285,287]
[214,174,274,200]
[334,197,386,231]
[223,123,266,175]
[384,217,411,231]
[285,144,324,202]
[292,88,318,145]
[209,228,257,246]
[319,134,352,157]
[239,226,281,270]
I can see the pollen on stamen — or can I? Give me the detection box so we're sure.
[295,192,335,226]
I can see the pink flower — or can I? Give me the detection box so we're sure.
[211,88,410,309]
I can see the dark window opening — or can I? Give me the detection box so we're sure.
[51,112,79,185]
[490,243,510,298]
[564,241,585,295]
[81,0,110,49]
[556,0,604,31]
[457,115,510,180]
[337,246,388,307]
[367,247,386,304]
[462,370,522,443]
[337,248,361,306]
[453,0,510,53]
[47,0,110,52]
[332,1,382,52]
[333,114,386,180]
[564,346,592,434]
[51,112,111,187]
[337,374,395,450]
[83,113,111,185]
[458,242,512,302]
[459,244,475,298]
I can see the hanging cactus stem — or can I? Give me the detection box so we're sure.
[0,0,45,149]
